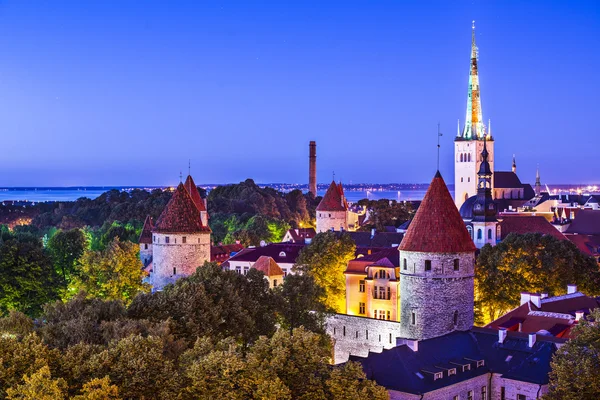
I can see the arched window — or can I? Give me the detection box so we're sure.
[453,310,459,325]
[496,225,501,240]
[468,153,471,162]
[477,229,482,240]
[460,154,464,162]
[488,229,492,240]
[467,225,473,238]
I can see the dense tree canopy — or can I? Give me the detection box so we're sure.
[357,199,414,232]
[475,233,600,324]
[295,231,356,313]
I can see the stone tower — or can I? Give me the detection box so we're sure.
[455,22,494,209]
[184,174,209,227]
[316,181,348,233]
[399,171,477,340]
[471,138,498,248]
[138,215,153,268]
[309,141,317,197]
[151,182,211,290]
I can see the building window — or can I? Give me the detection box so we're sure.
[434,372,443,380]
[477,229,482,239]
[462,364,471,372]
[468,153,471,162]
[386,311,390,321]
[425,260,431,271]
[153,235,156,243]
[343,326,346,336]
[174,238,177,244]
[389,333,392,343]
[173,267,176,276]
[283,268,288,277]
[467,225,473,238]
[182,236,187,244]
[453,396,458,400]
[453,310,459,325]
[366,330,368,340]
[482,386,488,400]
[468,177,470,182]
[235,266,241,274]
[403,258,407,270]
[496,225,501,239]
[467,390,473,400]
[448,368,456,376]
[359,280,365,293]
[488,229,492,239]
[387,287,391,300]
[329,214,331,217]
[373,286,378,299]
[359,302,365,314]
[144,244,148,250]
[454,258,459,271]
[411,312,416,325]
[517,395,526,400]
[477,360,485,368]
[379,286,385,299]
[165,236,170,244]
[500,387,505,400]
[356,331,359,338]
[243,267,249,275]
[273,279,278,287]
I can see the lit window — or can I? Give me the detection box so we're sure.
[425,260,431,271]
[467,390,473,400]
[482,386,488,400]
[359,280,365,293]
[434,372,443,380]
[273,279,277,286]
[448,369,456,376]
[359,302,365,314]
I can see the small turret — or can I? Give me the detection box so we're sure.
[512,154,517,173]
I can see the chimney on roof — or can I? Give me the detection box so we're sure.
[567,284,577,294]
[309,141,317,197]
[530,294,541,308]
[498,328,507,344]
[576,310,585,322]
[528,333,537,348]
[520,292,531,305]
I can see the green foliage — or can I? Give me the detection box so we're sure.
[357,199,413,232]
[475,233,600,324]
[0,234,60,316]
[67,238,150,305]
[295,231,356,312]
[276,274,328,334]
[222,214,290,246]
[46,228,87,287]
[546,309,600,400]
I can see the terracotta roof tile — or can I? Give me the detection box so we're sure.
[184,175,207,212]
[399,172,476,253]
[316,181,348,211]
[565,210,600,235]
[154,183,211,233]
[499,216,567,241]
[138,215,153,244]
[252,256,284,276]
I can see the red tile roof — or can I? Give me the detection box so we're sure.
[153,183,211,234]
[565,234,600,257]
[284,228,316,242]
[184,175,207,212]
[566,210,600,235]
[252,256,284,277]
[211,243,244,263]
[138,215,153,244]
[499,216,567,241]
[316,181,348,211]
[399,171,476,253]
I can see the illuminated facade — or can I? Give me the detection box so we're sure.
[455,22,494,208]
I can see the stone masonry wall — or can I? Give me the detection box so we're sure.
[316,210,347,233]
[491,375,547,400]
[139,243,153,267]
[151,232,210,290]
[390,374,490,400]
[399,251,475,340]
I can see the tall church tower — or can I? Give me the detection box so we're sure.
[471,138,498,248]
[455,22,494,208]
[399,171,476,340]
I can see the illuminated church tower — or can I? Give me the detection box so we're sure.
[455,22,494,208]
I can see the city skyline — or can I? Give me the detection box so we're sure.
[0,1,598,186]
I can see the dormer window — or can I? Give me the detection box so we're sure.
[463,364,471,372]
[477,360,485,368]
[434,372,443,380]
[448,368,456,376]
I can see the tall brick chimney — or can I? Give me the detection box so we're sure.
[309,141,317,196]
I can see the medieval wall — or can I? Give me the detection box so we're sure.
[316,210,347,233]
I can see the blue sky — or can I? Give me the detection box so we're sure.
[0,0,598,186]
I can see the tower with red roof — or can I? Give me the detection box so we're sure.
[399,171,477,340]
[138,215,154,268]
[150,180,212,290]
[316,181,349,233]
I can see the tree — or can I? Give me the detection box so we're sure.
[276,274,328,334]
[357,199,413,232]
[546,309,600,400]
[71,377,121,400]
[326,361,388,400]
[6,365,67,400]
[475,233,600,324]
[294,231,356,312]
[67,238,150,304]
[0,235,60,316]
[46,228,87,287]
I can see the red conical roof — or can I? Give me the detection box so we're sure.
[399,171,476,253]
[184,175,207,212]
[138,215,153,244]
[154,183,211,234]
[317,181,348,212]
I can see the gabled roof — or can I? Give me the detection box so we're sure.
[139,215,154,244]
[154,183,211,234]
[252,256,284,277]
[399,171,476,253]
[284,228,316,242]
[499,216,567,241]
[565,234,600,256]
[316,181,348,212]
[184,174,207,212]
[227,243,305,264]
[494,171,523,189]
[565,209,600,235]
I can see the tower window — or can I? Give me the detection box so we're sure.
[488,229,492,239]
[477,229,482,240]
[173,267,176,275]
[411,312,416,325]
[403,258,407,270]
[453,310,459,325]
[359,280,365,293]
[454,259,460,271]
[468,177,471,182]
[343,326,346,336]
[460,154,464,162]
[182,236,187,244]
[144,244,148,250]
[461,177,464,182]
[425,260,432,271]
[165,236,170,244]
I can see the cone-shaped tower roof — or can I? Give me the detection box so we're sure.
[184,174,207,212]
[399,171,476,253]
[138,215,154,244]
[154,183,211,233]
[316,181,348,212]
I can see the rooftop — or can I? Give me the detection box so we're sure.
[153,183,211,234]
[317,181,348,212]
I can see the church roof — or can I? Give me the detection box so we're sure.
[138,215,154,244]
[184,174,207,212]
[493,171,523,189]
[316,181,348,212]
[154,183,211,234]
[399,171,476,253]
[252,256,284,277]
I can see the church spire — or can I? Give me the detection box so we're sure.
[535,165,542,196]
[462,21,486,140]
[512,154,517,173]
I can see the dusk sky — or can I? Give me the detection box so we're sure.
[0,1,598,186]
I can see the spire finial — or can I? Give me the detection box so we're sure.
[437,123,443,171]
[188,159,191,176]
[332,171,335,181]
[488,119,491,138]
[472,20,475,30]
[457,119,461,137]
[179,171,183,183]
